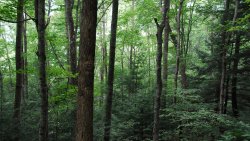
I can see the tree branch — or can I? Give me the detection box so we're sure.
[0,17,34,23]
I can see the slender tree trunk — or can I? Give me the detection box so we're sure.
[219,0,230,114]
[174,0,184,103]
[162,0,170,109]
[231,33,240,117]
[100,2,107,105]
[75,0,97,140]
[23,12,28,101]
[129,0,135,95]
[13,0,24,140]
[103,0,119,140]
[121,42,125,97]
[35,0,49,140]
[65,0,77,86]
[153,1,167,140]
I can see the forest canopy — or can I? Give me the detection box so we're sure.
[0,0,250,141]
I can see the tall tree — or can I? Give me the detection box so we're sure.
[103,0,119,140]
[75,0,97,140]
[34,0,49,140]
[65,0,77,85]
[219,0,230,114]
[100,2,108,105]
[13,0,24,140]
[23,12,28,100]
[174,0,184,103]
[230,0,240,117]
[153,0,168,140]
[162,0,170,109]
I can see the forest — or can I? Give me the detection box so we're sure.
[0,0,250,140]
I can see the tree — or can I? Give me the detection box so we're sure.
[153,0,168,140]
[65,0,77,85]
[162,0,170,109]
[13,0,24,140]
[75,0,97,140]
[34,0,49,140]
[174,0,184,103]
[219,0,230,114]
[103,0,119,140]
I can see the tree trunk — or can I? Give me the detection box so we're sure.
[103,0,119,140]
[65,0,77,86]
[231,33,240,117]
[174,0,184,103]
[100,2,107,106]
[23,12,28,101]
[75,0,97,140]
[152,1,167,140]
[13,0,24,140]
[35,0,49,140]
[162,0,170,109]
[219,0,230,114]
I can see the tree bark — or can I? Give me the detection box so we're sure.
[219,0,230,114]
[103,0,119,140]
[23,12,28,101]
[153,1,167,140]
[13,0,24,140]
[75,0,97,140]
[162,0,170,109]
[231,33,240,117]
[65,0,77,86]
[100,2,107,106]
[35,0,49,140]
[174,0,184,103]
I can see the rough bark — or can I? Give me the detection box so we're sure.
[13,0,24,140]
[35,0,49,140]
[65,0,77,85]
[153,0,167,140]
[103,0,119,140]
[174,0,184,103]
[75,0,97,140]
[219,0,230,114]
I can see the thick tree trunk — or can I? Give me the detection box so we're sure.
[65,0,77,86]
[35,0,49,140]
[13,0,24,140]
[153,1,167,140]
[174,0,184,103]
[219,0,230,114]
[103,0,119,140]
[75,0,97,140]
[231,33,240,117]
